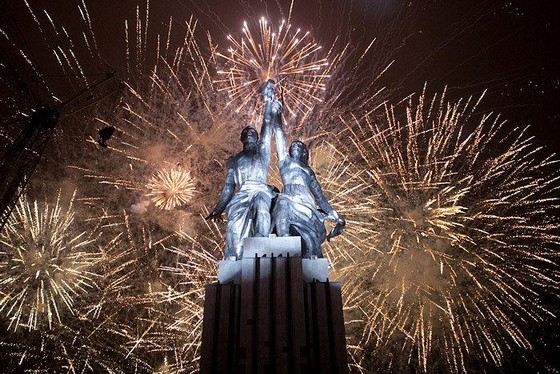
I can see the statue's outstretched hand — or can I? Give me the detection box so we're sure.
[262,79,276,100]
[205,211,224,222]
[326,213,346,241]
[327,210,340,222]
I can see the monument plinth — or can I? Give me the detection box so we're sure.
[200,236,349,374]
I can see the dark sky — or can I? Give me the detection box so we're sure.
[1,0,559,150]
[0,1,559,371]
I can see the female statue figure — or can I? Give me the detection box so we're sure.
[271,101,344,257]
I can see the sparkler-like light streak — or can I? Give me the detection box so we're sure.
[332,89,560,373]
[4,210,185,373]
[3,1,558,372]
[146,167,196,210]
[0,314,153,373]
[68,15,240,222]
[0,192,101,331]
[215,17,335,117]
[71,148,200,215]
[80,211,219,373]
[133,218,219,373]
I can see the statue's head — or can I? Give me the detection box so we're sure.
[240,126,258,149]
[289,140,309,164]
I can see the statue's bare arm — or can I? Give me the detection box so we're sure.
[272,100,288,163]
[258,94,275,165]
[309,170,339,220]
[206,160,236,220]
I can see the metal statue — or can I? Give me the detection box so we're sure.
[270,99,345,257]
[206,80,278,258]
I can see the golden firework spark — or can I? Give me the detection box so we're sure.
[141,225,219,373]
[215,17,333,116]
[0,315,153,373]
[330,90,560,372]
[146,168,196,210]
[70,17,238,227]
[0,192,101,331]
[90,211,219,373]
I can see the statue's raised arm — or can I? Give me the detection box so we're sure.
[258,80,275,165]
[270,96,288,163]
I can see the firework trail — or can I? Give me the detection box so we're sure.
[215,17,334,117]
[65,14,246,234]
[2,1,558,373]
[0,206,211,373]
[69,11,373,233]
[213,15,395,139]
[0,187,143,368]
[0,191,216,372]
[1,8,227,371]
[131,218,219,373]
[0,191,101,331]
[0,313,152,373]
[78,210,219,373]
[329,89,560,373]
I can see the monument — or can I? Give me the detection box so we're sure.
[201,80,349,374]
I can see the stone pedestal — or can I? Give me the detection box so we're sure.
[302,257,330,282]
[217,236,330,284]
[242,235,302,258]
[201,236,349,374]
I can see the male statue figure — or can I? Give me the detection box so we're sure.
[270,101,345,257]
[206,80,278,258]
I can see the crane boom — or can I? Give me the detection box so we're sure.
[0,74,123,232]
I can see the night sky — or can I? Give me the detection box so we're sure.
[2,0,559,149]
[1,0,560,372]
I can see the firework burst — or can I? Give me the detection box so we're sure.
[67,15,242,229]
[80,211,219,373]
[146,167,197,210]
[0,312,153,373]
[215,17,336,117]
[332,89,560,372]
[0,191,101,331]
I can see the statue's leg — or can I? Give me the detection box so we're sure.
[310,236,323,258]
[224,221,238,259]
[253,192,271,237]
[310,222,325,258]
[299,230,312,257]
[225,218,241,258]
[274,199,290,236]
[298,220,324,258]
[276,218,290,236]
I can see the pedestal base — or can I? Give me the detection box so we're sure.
[202,236,348,374]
